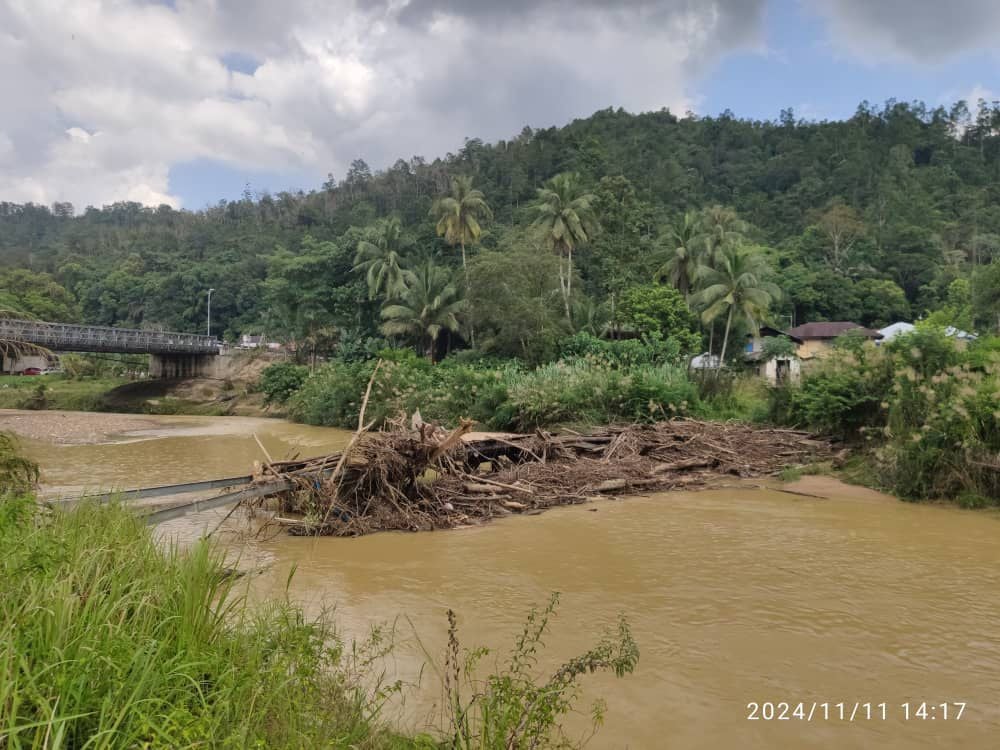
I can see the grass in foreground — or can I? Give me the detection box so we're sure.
[0,496,424,749]
[0,496,638,749]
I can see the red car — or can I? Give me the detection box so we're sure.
[20,367,42,376]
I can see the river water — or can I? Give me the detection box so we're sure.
[15,411,1000,749]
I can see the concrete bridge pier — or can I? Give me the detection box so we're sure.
[149,353,218,379]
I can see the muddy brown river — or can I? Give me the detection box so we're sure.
[12,410,1000,749]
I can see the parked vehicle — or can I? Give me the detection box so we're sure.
[21,367,42,376]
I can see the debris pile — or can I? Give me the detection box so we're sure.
[249,419,832,536]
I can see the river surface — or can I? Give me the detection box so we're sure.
[13,410,1000,749]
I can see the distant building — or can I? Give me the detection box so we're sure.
[689,352,721,371]
[744,326,803,384]
[878,321,978,345]
[239,334,264,349]
[785,322,882,359]
[877,321,915,343]
[944,326,978,341]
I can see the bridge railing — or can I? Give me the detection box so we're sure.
[0,319,219,355]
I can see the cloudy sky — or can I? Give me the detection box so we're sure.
[2,0,998,210]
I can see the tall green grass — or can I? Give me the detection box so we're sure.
[0,497,417,749]
[0,498,640,749]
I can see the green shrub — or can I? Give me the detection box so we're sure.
[776,328,1000,503]
[260,361,310,404]
[0,433,38,495]
[0,499,410,748]
[781,343,893,437]
[444,594,638,749]
[558,331,683,368]
[503,360,697,429]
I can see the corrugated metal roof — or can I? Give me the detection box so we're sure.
[786,322,882,340]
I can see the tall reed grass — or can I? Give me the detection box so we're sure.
[0,497,415,749]
[1,497,640,748]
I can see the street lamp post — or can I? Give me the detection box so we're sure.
[207,288,215,338]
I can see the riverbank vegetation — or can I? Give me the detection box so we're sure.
[2,100,999,506]
[774,329,1000,505]
[0,494,638,748]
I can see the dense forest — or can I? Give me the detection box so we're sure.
[2,99,1000,363]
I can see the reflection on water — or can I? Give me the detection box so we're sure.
[17,412,1000,749]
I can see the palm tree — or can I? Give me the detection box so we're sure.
[431,175,493,277]
[698,205,749,267]
[655,212,703,296]
[353,217,409,301]
[692,244,780,372]
[380,261,464,362]
[530,172,598,325]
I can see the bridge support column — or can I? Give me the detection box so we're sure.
[149,354,216,379]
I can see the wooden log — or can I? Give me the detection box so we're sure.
[501,500,528,510]
[649,458,713,475]
[594,478,628,492]
[462,482,499,494]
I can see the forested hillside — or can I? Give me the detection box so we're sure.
[2,99,999,361]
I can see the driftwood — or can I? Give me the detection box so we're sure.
[244,419,834,537]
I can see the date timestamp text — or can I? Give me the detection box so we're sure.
[746,701,967,721]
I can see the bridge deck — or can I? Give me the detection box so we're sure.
[0,319,218,355]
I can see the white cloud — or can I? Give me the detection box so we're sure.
[810,0,1000,63]
[0,0,766,209]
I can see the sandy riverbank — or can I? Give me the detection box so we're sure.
[0,409,170,445]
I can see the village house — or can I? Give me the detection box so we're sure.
[785,321,882,359]
[743,326,803,384]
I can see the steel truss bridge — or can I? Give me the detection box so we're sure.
[0,318,219,356]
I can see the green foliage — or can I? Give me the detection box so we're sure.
[0,433,38,495]
[616,284,700,353]
[778,329,1000,502]
[781,343,893,437]
[970,261,1000,332]
[444,594,638,749]
[288,349,698,431]
[381,261,465,360]
[530,172,599,323]
[0,269,79,321]
[354,217,411,302]
[261,362,310,404]
[467,239,570,364]
[692,244,781,367]
[559,331,683,368]
[503,360,698,429]
[0,499,415,749]
[431,175,492,271]
[760,336,797,361]
[0,376,128,412]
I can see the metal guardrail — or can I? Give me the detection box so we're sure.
[0,318,219,355]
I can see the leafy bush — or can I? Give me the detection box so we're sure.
[503,360,697,429]
[617,283,700,354]
[260,361,310,404]
[0,433,38,494]
[780,342,893,437]
[0,499,412,748]
[558,331,683,368]
[776,328,1000,503]
[444,594,638,749]
[289,350,700,431]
